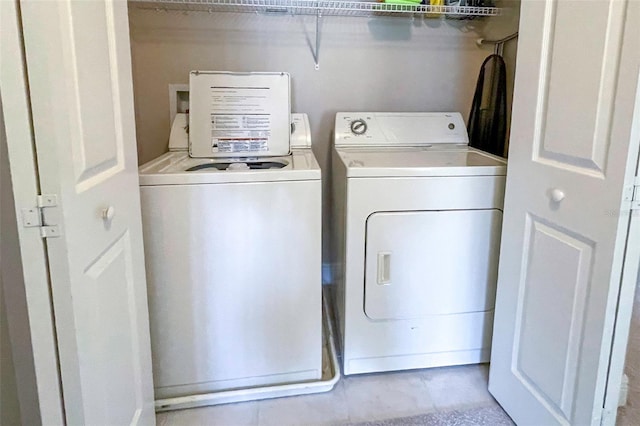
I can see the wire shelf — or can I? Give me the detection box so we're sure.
[130,0,501,17]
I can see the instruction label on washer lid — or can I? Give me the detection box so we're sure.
[210,87,272,153]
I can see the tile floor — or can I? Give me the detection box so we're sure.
[156,364,514,425]
[618,283,640,426]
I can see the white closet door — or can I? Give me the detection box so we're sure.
[489,0,640,425]
[19,1,155,424]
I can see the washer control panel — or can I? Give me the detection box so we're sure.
[334,112,469,147]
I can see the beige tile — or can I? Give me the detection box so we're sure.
[342,370,436,422]
[156,411,172,426]
[421,364,497,410]
[153,365,503,425]
[618,406,640,426]
[257,381,348,426]
[162,401,259,426]
[619,289,640,426]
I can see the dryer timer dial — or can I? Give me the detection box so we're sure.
[350,119,368,135]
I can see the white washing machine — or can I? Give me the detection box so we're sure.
[139,72,322,399]
[332,112,507,376]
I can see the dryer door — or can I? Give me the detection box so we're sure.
[364,209,503,320]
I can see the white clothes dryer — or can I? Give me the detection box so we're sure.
[139,112,322,399]
[331,112,507,376]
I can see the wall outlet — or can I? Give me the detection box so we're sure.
[169,84,189,125]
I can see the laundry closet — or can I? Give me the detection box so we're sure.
[2,1,639,425]
[126,0,519,409]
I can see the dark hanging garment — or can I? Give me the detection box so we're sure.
[467,54,508,157]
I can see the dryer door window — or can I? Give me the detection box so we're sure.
[364,209,503,320]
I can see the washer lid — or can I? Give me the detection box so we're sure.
[138,151,320,186]
[337,146,507,177]
[189,71,291,158]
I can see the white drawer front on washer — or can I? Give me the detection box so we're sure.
[364,209,503,320]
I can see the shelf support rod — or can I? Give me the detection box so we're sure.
[476,32,518,56]
[476,31,519,46]
[314,9,321,70]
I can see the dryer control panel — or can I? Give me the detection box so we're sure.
[334,112,469,147]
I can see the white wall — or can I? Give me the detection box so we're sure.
[127,5,520,262]
[0,93,23,426]
[1,279,21,426]
[128,10,509,164]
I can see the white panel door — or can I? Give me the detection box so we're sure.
[19,0,155,424]
[489,0,640,425]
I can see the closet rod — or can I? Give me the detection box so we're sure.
[476,31,518,46]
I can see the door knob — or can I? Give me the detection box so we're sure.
[102,206,115,222]
[550,189,565,203]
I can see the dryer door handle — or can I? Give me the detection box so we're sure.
[377,252,392,285]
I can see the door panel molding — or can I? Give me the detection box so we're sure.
[512,215,594,423]
[62,1,125,191]
[533,0,627,177]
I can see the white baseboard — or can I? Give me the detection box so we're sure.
[619,373,629,407]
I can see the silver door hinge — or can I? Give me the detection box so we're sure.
[21,194,60,238]
[623,176,640,211]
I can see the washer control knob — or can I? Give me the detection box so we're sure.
[350,119,368,135]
